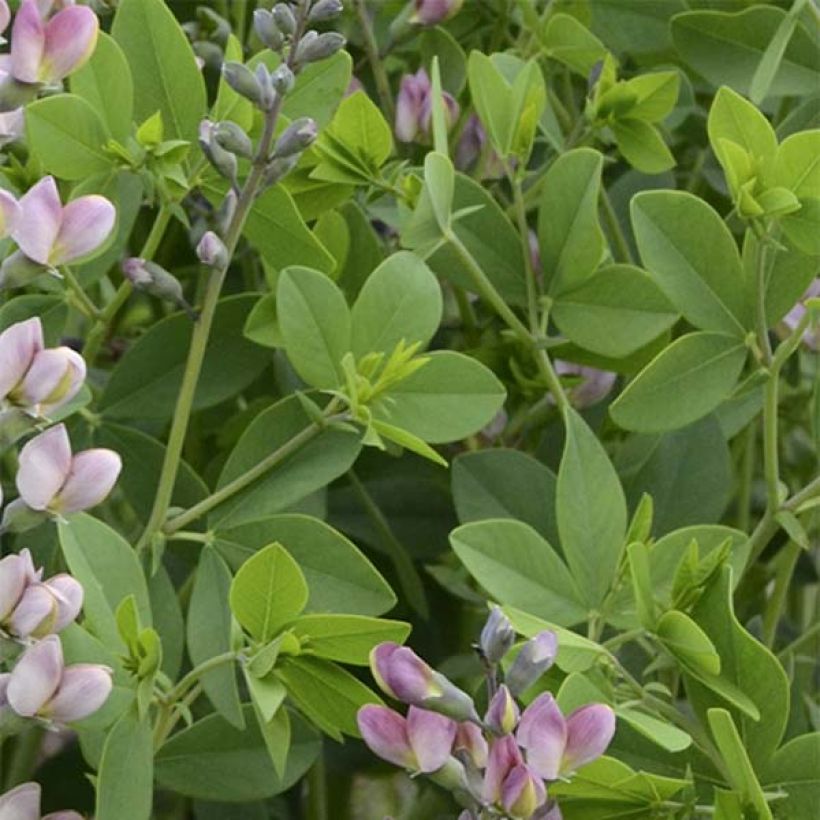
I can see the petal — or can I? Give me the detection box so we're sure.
[25,347,86,414]
[40,5,98,83]
[0,0,10,35]
[517,693,566,781]
[0,552,30,620]
[15,423,72,510]
[0,187,20,238]
[356,704,414,769]
[10,0,46,85]
[7,634,63,717]
[485,685,520,735]
[483,735,524,804]
[501,765,547,818]
[406,706,456,773]
[0,316,43,399]
[13,176,62,265]
[7,583,57,638]
[384,646,438,705]
[395,78,422,142]
[48,663,112,722]
[562,704,616,775]
[454,721,489,768]
[44,573,83,630]
[54,448,121,514]
[0,781,41,820]
[43,813,85,820]
[51,194,115,265]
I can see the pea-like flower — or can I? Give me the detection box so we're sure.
[395,68,459,143]
[357,704,456,773]
[553,361,617,409]
[782,278,820,351]
[0,187,20,237]
[8,0,98,86]
[13,423,121,516]
[0,318,86,417]
[412,0,464,26]
[505,630,558,697]
[0,780,82,820]
[4,634,112,723]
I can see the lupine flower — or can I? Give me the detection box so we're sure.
[0,187,20,238]
[0,108,25,147]
[370,641,479,722]
[9,0,98,86]
[485,684,520,735]
[483,734,524,805]
[517,693,616,779]
[412,0,464,26]
[0,0,10,35]
[395,68,459,143]
[781,278,820,351]
[454,721,488,768]
[357,704,456,773]
[554,361,617,409]
[196,231,229,268]
[14,423,121,516]
[11,176,115,268]
[5,634,112,723]
[506,631,558,697]
[0,317,85,417]
[479,606,515,665]
[0,780,82,820]
[502,764,547,819]
[0,548,39,621]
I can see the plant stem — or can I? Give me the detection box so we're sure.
[778,619,820,660]
[305,747,329,820]
[138,20,308,551]
[508,169,540,333]
[83,204,173,365]
[755,239,773,365]
[600,188,633,264]
[762,540,800,647]
[164,652,238,706]
[2,726,43,789]
[762,372,780,512]
[62,266,101,320]
[352,0,394,119]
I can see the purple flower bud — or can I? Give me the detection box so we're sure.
[122,258,190,314]
[554,361,617,409]
[270,63,294,95]
[0,108,25,148]
[254,64,277,111]
[12,177,115,267]
[395,68,459,143]
[272,3,296,35]
[11,0,98,85]
[483,734,523,805]
[253,9,283,52]
[274,117,318,157]
[0,781,41,820]
[47,662,113,722]
[506,631,558,697]
[485,685,520,736]
[562,704,616,774]
[295,31,346,65]
[412,0,464,26]
[502,764,547,819]
[0,317,43,403]
[480,606,515,665]
[15,423,121,515]
[17,346,85,415]
[222,62,264,107]
[406,705,457,773]
[196,231,229,268]
[781,278,820,350]
[6,634,63,717]
[309,0,343,22]
[0,188,20,238]
[198,118,239,182]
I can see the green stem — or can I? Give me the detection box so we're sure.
[165,652,237,705]
[2,726,43,789]
[755,239,773,365]
[600,188,633,264]
[83,204,173,365]
[352,0,394,120]
[304,747,329,820]
[62,266,101,320]
[762,540,800,647]
[508,169,540,333]
[778,619,820,660]
[762,372,780,512]
[736,421,757,532]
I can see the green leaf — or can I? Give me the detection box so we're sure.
[552,264,678,357]
[450,519,587,626]
[467,50,516,156]
[209,396,361,529]
[291,614,410,665]
[230,544,309,642]
[243,292,281,349]
[351,251,442,359]
[557,408,628,607]
[213,515,396,617]
[611,118,676,175]
[537,148,605,295]
[101,295,269,420]
[615,706,692,754]
[761,733,820,820]
[96,707,154,820]
[147,565,184,679]
[628,542,655,629]
[155,705,320,801]
[781,196,820,255]
[112,0,206,142]
[283,50,352,128]
[631,190,750,335]
[276,655,381,740]
[370,350,506,444]
[610,332,747,433]
[708,709,773,819]
[671,6,820,99]
[70,32,134,140]
[452,449,558,546]
[656,609,721,676]
[541,13,607,76]
[626,71,681,123]
[25,94,112,180]
[58,514,151,650]
[246,684,290,777]
[774,130,820,198]
[419,27,467,94]
[188,547,244,729]
[277,266,351,388]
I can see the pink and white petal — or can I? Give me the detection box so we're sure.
[29,347,86,414]
[51,194,115,265]
[14,176,62,265]
[20,348,68,406]
[0,552,30,621]
[15,423,72,510]
[0,0,10,36]
[40,5,98,83]
[406,706,456,773]
[10,0,46,84]
[0,187,21,238]
[357,705,415,769]
[483,735,524,804]
[7,634,63,717]
[47,663,112,723]
[44,573,83,630]
[0,316,43,399]
[54,448,121,513]
[7,583,56,637]
[0,781,41,820]
[562,704,616,775]
[517,693,567,781]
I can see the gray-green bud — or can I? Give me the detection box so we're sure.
[262,154,301,187]
[222,61,263,107]
[309,0,343,22]
[253,9,284,51]
[215,121,253,158]
[274,117,318,157]
[254,64,277,111]
[272,3,297,35]
[199,120,238,183]
[122,258,197,320]
[0,251,49,290]
[270,64,295,95]
[295,31,346,65]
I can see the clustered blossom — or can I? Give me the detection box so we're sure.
[358,608,616,818]
[0,780,81,820]
[395,67,460,143]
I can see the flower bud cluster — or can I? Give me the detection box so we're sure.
[358,609,616,819]
[395,67,460,144]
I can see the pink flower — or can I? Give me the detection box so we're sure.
[412,0,463,26]
[485,684,520,735]
[0,317,42,402]
[0,107,25,147]
[782,278,820,351]
[395,68,459,143]
[0,186,20,238]
[10,0,98,85]
[2,569,83,639]
[0,1,10,36]
[15,423,121,515]
[12,176,115,268]
[357,704,457,773]
[501,764,547,819]
[0,548,39,622]
[554,361,617,409]
[0,780,83,820]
